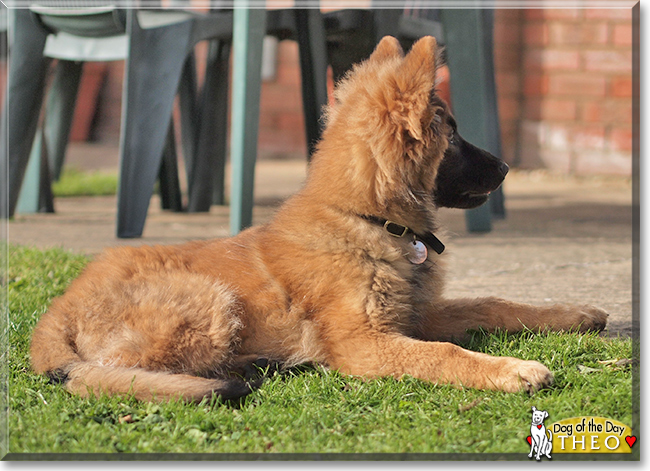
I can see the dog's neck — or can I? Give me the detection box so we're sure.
[359,215,445,255]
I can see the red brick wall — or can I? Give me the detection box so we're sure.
[494,9,524,166]
[510,8,633,175]
[258,41,307,159]
[91,61,124,144]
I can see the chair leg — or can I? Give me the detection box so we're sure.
[187,39,230,211]
[37,128,55,213]
[44,60,84,181]
[323,10,375,83]
[16,59,81,213]
[210,41,230,207]
[158,120,183,212]
[294,9,328,159]
[229,7,266,235]
[16,125,54,214]
[116,10,194,238]
[15,136,40,214]
[480,9,506,221]
[1,9,51,217]
[178,51,198,184]
[439,9,505,232]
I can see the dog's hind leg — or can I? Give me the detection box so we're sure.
[416,297,608,342]
[31,271,248,401]
[544,431,553,458]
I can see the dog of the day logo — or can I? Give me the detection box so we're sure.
[527,406,553,460]
[526,407,636,457]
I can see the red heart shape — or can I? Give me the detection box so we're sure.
[537,424,543,429]
[625,436,637,448]
[526,436,532,445]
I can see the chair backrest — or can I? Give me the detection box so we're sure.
[31,5,126,37]
[30,5,128,61]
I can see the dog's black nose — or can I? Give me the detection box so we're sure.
[498,160,509,177]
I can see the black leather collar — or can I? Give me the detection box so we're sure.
[360,215,445,255]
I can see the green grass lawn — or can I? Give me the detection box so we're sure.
[52,168,118,197]
[4,245,636,458]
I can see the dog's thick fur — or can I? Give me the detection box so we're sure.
[30,37,608,402]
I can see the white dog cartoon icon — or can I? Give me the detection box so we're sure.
[528,406,553,460]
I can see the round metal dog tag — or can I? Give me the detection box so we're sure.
[407,240,428,264]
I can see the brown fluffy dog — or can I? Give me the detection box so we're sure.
[31,36,608,402]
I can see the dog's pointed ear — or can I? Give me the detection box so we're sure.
[397,36,438,94]
[369,36,404,63]
[402,36,438,74]
[532,406,537,412]
[394,36,438,142]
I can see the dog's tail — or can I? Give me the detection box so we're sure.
[64,363,256,402]
[547,429,553,442]
[30,309,255,403]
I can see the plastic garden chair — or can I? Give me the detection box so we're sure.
[2,5,328,238]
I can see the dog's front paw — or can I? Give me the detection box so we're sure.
[496,359,554,394]
[545,303,609,333]
[577,305,608,332]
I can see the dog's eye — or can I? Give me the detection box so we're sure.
[447,131,455,144]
